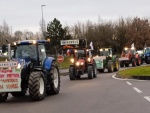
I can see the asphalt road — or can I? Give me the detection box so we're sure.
[1,65,150,113]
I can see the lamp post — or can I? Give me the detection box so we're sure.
[41,5,46,38]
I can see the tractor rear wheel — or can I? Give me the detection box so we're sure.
[0,93,8,102]
[125,63,129,67]
[88,65,94,79]
[120,61,124,67]
[132,59,136,67]
[136,57,141,66]
[146,57,150,64]
[69,66,76,80]
[46,62,60,95]
[28,72,46,101]
[114,60,119,71]
[108,62,114,72]
[93,61,97,78]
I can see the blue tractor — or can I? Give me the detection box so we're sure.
[144,47,150,64]
[0,40,60,102]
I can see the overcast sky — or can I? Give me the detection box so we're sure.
[0,0,150,33]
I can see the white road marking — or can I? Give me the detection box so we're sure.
[133,87,142,93]
[144,96,150,102]
[112,74,146,81]
[126,81,132,85]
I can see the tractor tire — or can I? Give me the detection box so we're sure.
[28,71,46,101]
[88,65,94,79]
[125,63,129,67]
[114,60,119,71]
[120,61,124,67]
[136,58,141,66]
[132,59,136,67]
[69,66,76,80]
[46,62,60,95]
[146,57,150,64]
[93,61,97,78]
[0,93,8,102]
[108,62,114,73]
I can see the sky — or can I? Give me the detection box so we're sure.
[0,0,150,34]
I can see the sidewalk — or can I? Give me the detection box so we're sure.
[59,68,69,76]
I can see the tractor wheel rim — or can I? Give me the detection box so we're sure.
[54,68,59,88]
[39,77,44,95]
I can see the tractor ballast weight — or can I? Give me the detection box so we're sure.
[61,39,97,80]
[0,40,60,102]
[119,47,141,67]
[93,48,119,73]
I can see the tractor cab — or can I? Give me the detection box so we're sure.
[99,48,113,57]
[13,40,47,67]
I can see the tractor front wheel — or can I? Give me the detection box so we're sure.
[46,62,60,95]
[88,65,94,79]
[69,66,76,80]
[108,62,114,72]
[28,72,46,101]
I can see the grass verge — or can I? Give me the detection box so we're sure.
[57,56,71,69]
[118,66,150,79]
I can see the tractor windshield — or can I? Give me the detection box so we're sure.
[14,44,37,60]
[100,51,109,56]
[75,50,86,59]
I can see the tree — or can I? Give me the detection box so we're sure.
[126,17,150,49]
[46,18,71,54]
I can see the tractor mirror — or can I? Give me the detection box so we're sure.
[2,45,7,53]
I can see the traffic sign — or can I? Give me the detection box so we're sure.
[57,55,64,63]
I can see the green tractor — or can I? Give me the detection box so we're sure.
[93,48,119,73]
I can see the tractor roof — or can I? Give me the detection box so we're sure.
[14,40,49,45]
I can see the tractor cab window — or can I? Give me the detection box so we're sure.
[76,50,85,59]
[100,49,109,56]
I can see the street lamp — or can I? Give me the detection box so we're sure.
[41,5,46,37]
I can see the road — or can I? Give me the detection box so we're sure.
[0,65,150,113]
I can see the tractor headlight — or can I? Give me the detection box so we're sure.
[76,62,80,66]
[109,54,112,57]
[17,63,21,69]
[87,58,91,62]
[81,62,84,65]
[70,58,74,63]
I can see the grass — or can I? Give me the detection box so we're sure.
[118,66,150,78]
[57,56,71,69]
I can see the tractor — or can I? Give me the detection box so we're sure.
[144,47,150,64]
[93,48,119,73]
[119,47,141,67]
[61,39,97,80]
[0,40,60,102]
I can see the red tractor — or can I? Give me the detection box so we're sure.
[119,47,141,67]
[61,39,97,80]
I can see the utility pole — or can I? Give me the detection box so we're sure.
[41,5,46,39]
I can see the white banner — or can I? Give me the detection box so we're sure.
[0,61,18,68]
[60,40,79,45]
[0,69,21,92]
